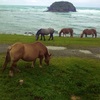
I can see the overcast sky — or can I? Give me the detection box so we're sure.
[0,0,100,7]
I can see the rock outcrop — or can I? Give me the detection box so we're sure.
[47,1,76,12]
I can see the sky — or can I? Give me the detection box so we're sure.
[0,0,100,7]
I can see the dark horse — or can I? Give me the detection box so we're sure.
[36,28,55,41]
[80,29,97,38]
[59,28,73,37]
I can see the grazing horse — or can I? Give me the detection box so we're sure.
[59,28,73,37]
[36,28,55,41]
[80,29,97,38]
[2,42,51,76]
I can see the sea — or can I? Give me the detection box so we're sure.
[0,5,100,37]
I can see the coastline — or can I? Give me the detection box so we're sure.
[0,5,100,36]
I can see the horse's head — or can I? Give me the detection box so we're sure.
[36,29,42,40]
[80,33,83,38]
[44,53,51,65]
[35,34,39,40]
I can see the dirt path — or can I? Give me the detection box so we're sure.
[47,46,100,59]
[0,44,100,59]
[0,44,10,53]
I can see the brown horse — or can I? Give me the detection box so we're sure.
[59,28,73,37]
[2,42,51,76]
[80,29,97,38]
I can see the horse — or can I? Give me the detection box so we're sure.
[59,28,73,37]
[2,42,51,76]
[36,28,55,41]
[80,29,97,38]
[91,29,97,37]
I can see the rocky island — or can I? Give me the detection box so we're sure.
[47,1,76,12]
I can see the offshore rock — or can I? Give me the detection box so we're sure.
[47,1,76,12]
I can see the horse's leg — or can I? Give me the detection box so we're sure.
[39,56,43,68]
[51,34,53,40]
[14,63,20,72]
[48,34,50,40]
[70,32,73,37]
[85,34,87,38]
[63,33,64,37]
[31,59,36,68]
[64,33,66,37]
[9,61,17,77]
[95,33,97,38]
[65,33,67,37]
[40,34,42,40]
[48,34,53,40]
[70,33,71,37]
[43,35,46,41]
[92,34,94,38]
[48,34,52,40]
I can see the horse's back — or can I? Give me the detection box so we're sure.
[33,42,48,53]
[83,29,90,34]
[83,29,96,36]
[9,42,48,61]
[10,42,24,53]
[9,43,24,61]
[61,28,73,32]
[91,29,96,33]
[23,42,48,60]
[40,28,54,34]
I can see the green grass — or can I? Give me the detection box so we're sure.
[0,57,100,100]
[0,34,100,48]
[0,34,100,100]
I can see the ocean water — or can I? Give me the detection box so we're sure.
[0,5,100,36]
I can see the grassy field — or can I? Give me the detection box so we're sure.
[0,34,100,48]
[0,34,100,100]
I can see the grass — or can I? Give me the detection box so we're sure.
[0,57,100,100]
[0,34,100,48]
[0,34,100,100]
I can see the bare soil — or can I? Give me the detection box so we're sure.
[0,44,100,59]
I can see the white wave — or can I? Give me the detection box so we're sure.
[77,8,100,14]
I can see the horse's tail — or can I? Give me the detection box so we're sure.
[70,28,73,37]
[2,46,11,72]
[94,31,97,38]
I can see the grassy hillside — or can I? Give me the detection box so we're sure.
[0,34,100,100]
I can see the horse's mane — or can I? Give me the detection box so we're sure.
[36,29,42,35]
[80,33,84,38]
